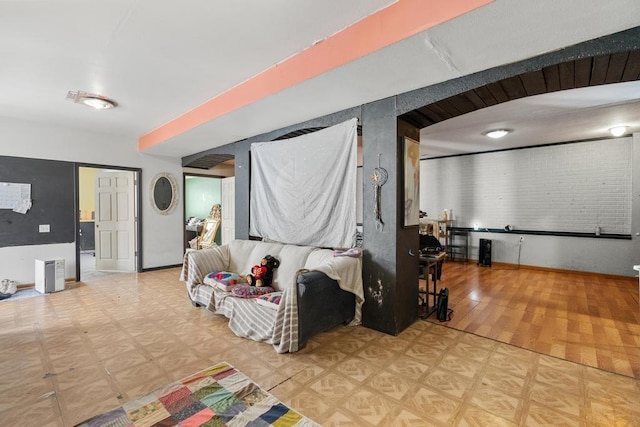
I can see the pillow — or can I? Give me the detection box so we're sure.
[255,292,282,310]
[204,271,247,291]
[231,285,275,298]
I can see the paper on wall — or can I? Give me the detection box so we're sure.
[0,182,32,214]
[12,199,32,214]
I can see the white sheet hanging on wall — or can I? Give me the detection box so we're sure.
[250,118,357,248]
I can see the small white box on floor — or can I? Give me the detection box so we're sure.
[35,258,65,293]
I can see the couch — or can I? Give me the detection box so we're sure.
[180,239,364,353]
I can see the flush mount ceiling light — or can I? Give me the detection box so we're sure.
[609,126,627,137]
[66,90,117,110]
[483,129,511,139]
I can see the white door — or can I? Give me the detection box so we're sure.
[95,171,136,271]
[221,177,235,245]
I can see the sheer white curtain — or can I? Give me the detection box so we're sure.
[250,118,357,248]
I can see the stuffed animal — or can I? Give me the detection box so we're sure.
[246,255,280,287]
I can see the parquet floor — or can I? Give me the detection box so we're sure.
[428,262,640,379]
[0,266,639,426]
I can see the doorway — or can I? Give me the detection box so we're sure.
[76,165,141,281]
[184,174,223,249]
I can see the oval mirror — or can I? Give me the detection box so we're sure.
[150,173,178,215]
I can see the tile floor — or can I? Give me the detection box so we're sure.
[0,266,639,426]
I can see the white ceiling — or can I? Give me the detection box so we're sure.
[421,81,640,158]
[1,0,639,160]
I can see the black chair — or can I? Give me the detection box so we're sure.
[419,234,444,280]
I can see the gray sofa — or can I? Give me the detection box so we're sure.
[180,239,363,352]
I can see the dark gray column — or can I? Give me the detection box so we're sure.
[362,97,419,335]
[396,119,421,332]
[234,141,251,240]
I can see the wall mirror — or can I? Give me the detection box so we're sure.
[150,172,178,215]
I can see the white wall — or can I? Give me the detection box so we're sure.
[0,117,184,284]
[420,135,640,276]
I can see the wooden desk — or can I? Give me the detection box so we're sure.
[184,223,203,249]
[418,252,446,319]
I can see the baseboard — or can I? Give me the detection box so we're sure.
[141,264,182,273]
[17,277,77,289]
[470,259,636,281]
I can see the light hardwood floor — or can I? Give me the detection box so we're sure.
[0,265,639,426]
[431,262,640,379]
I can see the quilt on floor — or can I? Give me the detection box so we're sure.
[76,362,319,427]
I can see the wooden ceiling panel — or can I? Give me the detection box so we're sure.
[415,106,446,123]
[274,127,326,140]
[558,61,575,90]
[499,76,528,100]
[462,89,487,109]
[416,111,436,127]
[444,95,477,116]
[403,110,434,128]
[590,54,610,85]
[396,49,640,133]
[187,154,235,169]
[574,57,592,87]
[425,103,455,122]
[485,82,510,103]
[520,70,547,96]
[473,86,499,107]
[605,52,629,84]
[543,65,561,92]
[621,50,640,81]
[401,114,420,129]
[432,100,460,118]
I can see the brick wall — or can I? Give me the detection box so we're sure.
[420,137,632,235]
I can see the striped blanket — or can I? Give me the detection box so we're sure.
[76,362,319,426]
[180,240,363,353]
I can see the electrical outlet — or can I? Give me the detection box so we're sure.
[39,224,50,233]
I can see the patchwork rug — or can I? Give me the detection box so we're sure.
[76,362,319,427]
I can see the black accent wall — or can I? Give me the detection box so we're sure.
[0,156,75,247]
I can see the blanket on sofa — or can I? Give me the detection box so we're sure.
[181,246,229,310]
[180,241,363,353]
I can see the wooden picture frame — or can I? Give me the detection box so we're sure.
[403,137,420,227]
[199,218,220,249]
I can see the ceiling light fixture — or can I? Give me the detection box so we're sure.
[483,129,511,139]
[66,90,118,110]
[609,126,627,137]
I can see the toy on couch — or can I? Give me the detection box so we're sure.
[246,255,280,287]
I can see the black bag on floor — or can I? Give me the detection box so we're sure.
[436,287,453,322]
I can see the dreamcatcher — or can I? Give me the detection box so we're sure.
[371,154,388,231]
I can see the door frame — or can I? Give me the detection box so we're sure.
[220,176,235,245]
[183,172,226,249]
[74,163,142,281]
